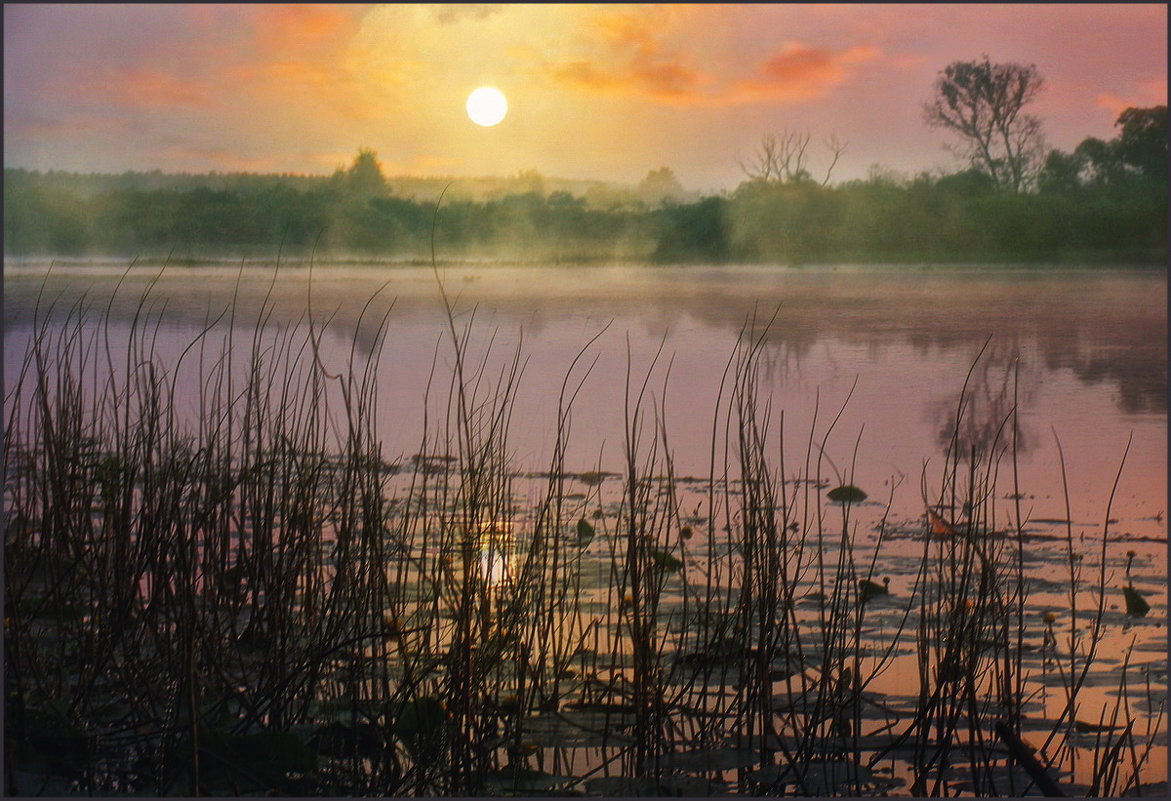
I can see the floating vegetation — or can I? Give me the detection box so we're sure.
[1124,583,1152,617]
[827,484,868,504]
[858,576,890,603]
[745,759,880,795]
[648,546,685,572]
[574,517,596,548]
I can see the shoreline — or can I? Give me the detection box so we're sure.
[3,254,1168,274]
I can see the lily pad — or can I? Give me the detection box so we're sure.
[859,577,890,603]
[649,548,684,571]
[1124,584,1151,617]
[745,759,874,795]
[585,775,727,796]
[392,696,450,758]
[521,712,635,747]
[663,746,764,772]
[575,518,596,547]
[827,485,868,504]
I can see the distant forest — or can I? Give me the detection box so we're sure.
[4,103,1165,266]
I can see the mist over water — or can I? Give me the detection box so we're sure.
[5,261,1165,537]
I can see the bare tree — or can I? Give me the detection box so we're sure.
[741,129,847,185]
[923,56,1047,191]
[821,134,848,186]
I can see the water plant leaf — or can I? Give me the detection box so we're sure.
[675,636,745,667]
[927,508,959,536]
[859,577,890,603]
[575,517,595,547]
[827,485,867,503]
[746,759,873,794]
[663,746,763,772]
[392,696,450,758]
[1123,584,1151,617]
[521,712,635,746]
[579,470,608,486]
[586,775,727,796]
[649,548,684,571]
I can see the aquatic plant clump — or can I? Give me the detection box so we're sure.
[2,266,1165,797]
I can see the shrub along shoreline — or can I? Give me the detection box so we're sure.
[4,164,1166,267]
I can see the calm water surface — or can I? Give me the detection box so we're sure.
[5,262,1165,538]
[4,261,1167,791]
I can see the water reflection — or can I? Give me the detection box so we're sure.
[5,264,1162,414]
[928,339,1036,458]
[4,263,1164,525]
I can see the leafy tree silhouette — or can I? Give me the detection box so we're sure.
[924,56,1047,192]
[341,147,387,197]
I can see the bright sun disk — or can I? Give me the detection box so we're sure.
[467,87,507,127]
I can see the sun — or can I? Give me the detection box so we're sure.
[466,87,508,127]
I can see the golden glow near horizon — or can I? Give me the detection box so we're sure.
[2,4,1166,189]
[466,86,508,127]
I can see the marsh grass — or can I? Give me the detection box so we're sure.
[2,260,1164,797]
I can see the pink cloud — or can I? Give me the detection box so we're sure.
[728,42,883,105]
[1095,78,1168,119]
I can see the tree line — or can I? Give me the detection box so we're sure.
[3,151,697,262]
[3,57,1165,265]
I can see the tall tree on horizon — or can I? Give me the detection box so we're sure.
[340,147,387,197]
[924,56,1047,192]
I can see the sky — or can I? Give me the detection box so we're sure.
[4,3,1167,193]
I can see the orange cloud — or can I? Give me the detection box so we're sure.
[233,60,335,92]
[425,4,504,25]
[225,57,394,123]
[542,38,881,108]
[593,7,664,58]
[533,5,713,105]
[547,58,705,103]
[252,4,364,56]
[728,42,882,104]
[211,6,391,123]
[65,67,213,111]
[534,5,881,109]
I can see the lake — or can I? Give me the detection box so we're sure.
[6,261,1165,528]
[3,259,1166,796]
